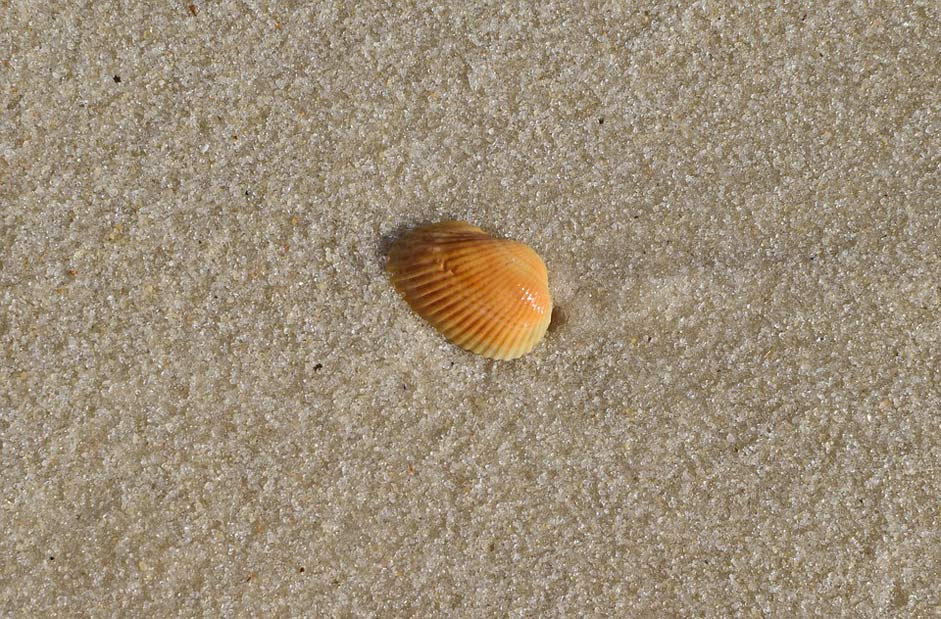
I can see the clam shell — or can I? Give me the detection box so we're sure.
[387,221,552,360]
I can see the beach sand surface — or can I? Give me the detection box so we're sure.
[2,2,939,616]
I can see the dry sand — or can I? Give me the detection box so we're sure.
[2,1,939,617]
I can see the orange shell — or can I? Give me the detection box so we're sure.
[387,221,553,360]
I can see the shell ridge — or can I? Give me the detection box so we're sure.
[465,275,524,354]
[484,291,533,359]
[445,266,519,349]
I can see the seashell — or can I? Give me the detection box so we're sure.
[387,221,552,360]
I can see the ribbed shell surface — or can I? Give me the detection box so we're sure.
[387,222,552,360]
